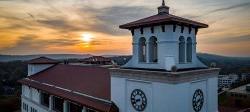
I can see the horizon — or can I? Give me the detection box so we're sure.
[1,52,250,58]
[0,0,250,57]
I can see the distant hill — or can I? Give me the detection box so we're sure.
[197,53,250,67]
[198,53,250,74]
[111,53,250,74]
[0,53,250,74]
[0,54,92,62]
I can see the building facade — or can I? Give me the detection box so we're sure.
[218,74,239,88]
[19,0,219,112]
[227,84,250,108]
[112,0,219,112]
[19,58,118,112]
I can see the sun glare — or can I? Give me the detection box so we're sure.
[81,33,93,43]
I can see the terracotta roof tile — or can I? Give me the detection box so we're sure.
[18,64,117,112]
[120,14,208,29]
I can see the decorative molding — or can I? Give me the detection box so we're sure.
[140,27,144,34]
[110,68,220,84]
[130,29,135,36]
[173,24,176,32]
[189,26,192,34]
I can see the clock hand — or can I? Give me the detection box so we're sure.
[136,99,141,102]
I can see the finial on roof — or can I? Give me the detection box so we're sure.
[162,0,165,6]
[158,0,169,15]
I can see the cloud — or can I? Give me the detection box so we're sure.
[183,2,250,20]
[45,38,82,46]
[204,35,250,44]
[209,2,250,14]
[0,24,33,30]
[0,35,41,54]
[79,6,154,35]
[37,19,84,32]
[0,34,83,54]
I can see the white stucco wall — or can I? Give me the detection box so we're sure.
[22,85,30,98]
[22,96,49,112]
[31,88,40,103]
[111,77,127,112]
[111,76,218,112]
[28,64,54,76]
[207,77,218,112]
[21,86,48,112]
[123,25,206,70]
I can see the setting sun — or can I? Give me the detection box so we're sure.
[81,33,93,43]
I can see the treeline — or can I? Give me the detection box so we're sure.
[198,53,250,74]
[0,61,27,95]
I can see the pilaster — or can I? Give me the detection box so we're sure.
[49,95,53,111]
[63,100,69,112]
[82,107,87,112]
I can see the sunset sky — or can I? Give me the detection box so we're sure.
[0,0,249,56]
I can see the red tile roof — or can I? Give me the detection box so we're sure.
[119,14,208,29]
[18,64,118,112]
[28,57,60,64]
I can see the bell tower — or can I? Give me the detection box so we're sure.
[110,1,219,112]
[119,0,208,71]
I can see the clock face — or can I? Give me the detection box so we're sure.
[192,89,204,112]
[130,89,147,111]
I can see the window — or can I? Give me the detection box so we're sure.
[188,27,192,34]
[231,93,234,97]
[53,96,64,112]
[87,108,97,112]
[149,36,158,63]
[22,102,29,112]
[151,26,154,33]
[41,92,50,108]
[161,25,165,32]
[173,25,176,32]
[31,107,38,112]
[69,102,82,112]
[186,37,192,62]
[179,36,185,63]
[181,26,184,33]
[138,37,146,62]
[140,27,144,34]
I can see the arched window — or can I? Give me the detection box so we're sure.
[186,37,192,62]
[149,37,158,62]
[138,37,146,62]
[179,36,185,63]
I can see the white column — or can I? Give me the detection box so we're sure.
[63,100,69,112]
[49,95,53,111]
[82,107,87,112]
[38,90,41,104]
[184,40,187,63]
[146,42,150,63]
[133,43,139,62]
[29,87,32,98]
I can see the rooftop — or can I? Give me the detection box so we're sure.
[120,9,208,29]
[229,84,250,95]
[18,64,117,111]
[27,57,60,64]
